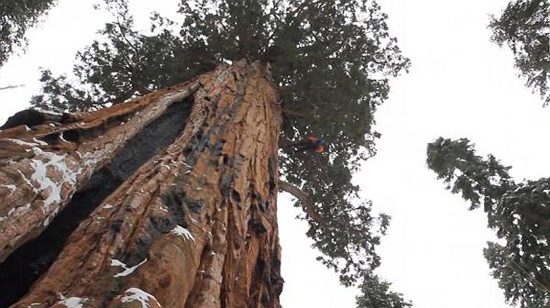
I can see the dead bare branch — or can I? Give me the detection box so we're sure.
[279,180,333,232]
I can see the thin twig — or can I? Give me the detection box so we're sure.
[0,84,25,91]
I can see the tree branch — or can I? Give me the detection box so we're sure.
[281,107,307,117]
[279,180,333,232]
[278,136,292,149]
[0,84,25,91]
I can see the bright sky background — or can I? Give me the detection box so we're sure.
[1,1,550,308]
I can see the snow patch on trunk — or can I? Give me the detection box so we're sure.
[1,184,16,193]
[171,225,195,242]
[112,258,147,277]
[5,138,42,147]
[121,288,160,308]
[57,296,89,308]
[11,147,82,222]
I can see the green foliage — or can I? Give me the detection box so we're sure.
[30,0,410,304]
[32,69,98,112]
[489,0,550,105]
[427,137,550,308]
[485,242,550,308]
[0,0,57,66]
[32,1,217,112]
[426,137,513,222]
[356,273,412,308]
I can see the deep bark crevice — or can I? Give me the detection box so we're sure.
[0,96,194,308]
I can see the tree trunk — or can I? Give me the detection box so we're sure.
[0,60,283,308]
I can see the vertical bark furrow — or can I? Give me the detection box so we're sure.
[185,60,258,308]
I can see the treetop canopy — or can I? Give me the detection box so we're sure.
[28,0,411,305]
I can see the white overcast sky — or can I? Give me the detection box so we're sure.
[1,1,550,308]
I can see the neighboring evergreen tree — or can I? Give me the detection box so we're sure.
[0,0,57,66]
[30,0,411,305]
[356,273,412,308]
[489,0,550,105]
[427,137,550,308]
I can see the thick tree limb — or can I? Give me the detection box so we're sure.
[279,180,333,231]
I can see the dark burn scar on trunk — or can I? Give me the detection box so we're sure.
[268,157,276,192]
[0,96,193,307]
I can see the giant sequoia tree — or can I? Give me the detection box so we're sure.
[0,0,410,306]
[489,0,550,105]
[427,137,550,308]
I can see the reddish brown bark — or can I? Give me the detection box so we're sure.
[1,60,283,308]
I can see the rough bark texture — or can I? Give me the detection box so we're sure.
[0,60,283,308]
